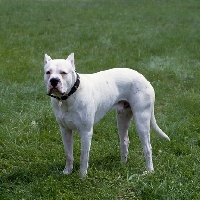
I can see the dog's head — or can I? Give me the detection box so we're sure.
[44,53,76,96]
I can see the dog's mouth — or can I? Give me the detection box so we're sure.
[48,87,64,96]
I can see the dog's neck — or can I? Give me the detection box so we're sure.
[47,72,80,101]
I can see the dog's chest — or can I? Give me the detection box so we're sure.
[56,109,78,131]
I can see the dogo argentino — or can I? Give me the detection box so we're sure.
[44,53,170,178]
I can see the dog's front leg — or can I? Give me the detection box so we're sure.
[79,129,93,178]
[60,126,74,175]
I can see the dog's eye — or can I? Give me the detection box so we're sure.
[61,71,67,75]
[46,71,50,75]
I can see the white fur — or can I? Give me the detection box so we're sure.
[44,53,170,178]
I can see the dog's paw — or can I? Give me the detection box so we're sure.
[63,166,73,175]
[121,155,128,163]
[142,170,154,176]
[79,170,87,179]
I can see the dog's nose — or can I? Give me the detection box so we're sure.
[50,78,60,87]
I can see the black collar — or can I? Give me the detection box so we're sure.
[47,72,80,101]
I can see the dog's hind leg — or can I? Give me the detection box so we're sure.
[116,103,133,163]
[133,108,154,172]
[61,127,74,175]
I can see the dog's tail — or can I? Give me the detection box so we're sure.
[150,109,170,141]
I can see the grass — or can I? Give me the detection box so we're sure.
[0,0,200,199]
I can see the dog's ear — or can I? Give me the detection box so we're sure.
[67,53,75,69]
[44,54,52,65]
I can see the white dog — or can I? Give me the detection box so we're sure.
[44,53,170,178]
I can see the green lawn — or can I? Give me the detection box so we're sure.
[0,0,200,199]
